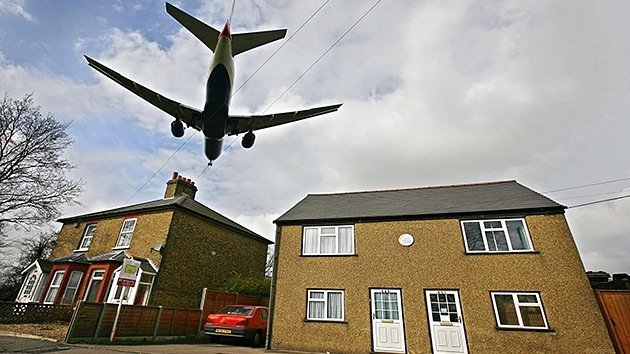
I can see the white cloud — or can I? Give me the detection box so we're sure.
[0,0,34,21]
[0,1,628,274]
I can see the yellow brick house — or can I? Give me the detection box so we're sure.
[268,180,614,353]
[17,172,271,308]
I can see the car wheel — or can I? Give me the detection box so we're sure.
[251,331,262,347]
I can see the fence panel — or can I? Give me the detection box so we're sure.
[594,290,630,354]
[65,290,266,343]
[200,290,269,320]
[0,301,73,324]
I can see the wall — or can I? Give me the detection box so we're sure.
[271,214,614,353]
[51,210,174,267]
[150,209,268,308]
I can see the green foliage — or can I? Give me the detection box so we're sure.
[221,274,271,297]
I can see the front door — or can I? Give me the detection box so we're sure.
[370,289,406,353]
[425,290,468,354]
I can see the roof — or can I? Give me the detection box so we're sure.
[20,259,53,275]
[52,253,90,264]
[275,180,564,224]
[58,195,271,244]
[51,251,157,273]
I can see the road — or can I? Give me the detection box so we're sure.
[0,334,292,353]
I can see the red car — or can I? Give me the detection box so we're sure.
[203,305,268,346]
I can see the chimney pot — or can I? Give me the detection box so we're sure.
[172,171,178,179]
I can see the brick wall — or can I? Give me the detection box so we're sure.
[150,209,268,308]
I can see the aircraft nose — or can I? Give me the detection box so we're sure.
[205,137,223,161]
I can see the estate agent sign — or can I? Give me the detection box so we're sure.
[117,258,141,287]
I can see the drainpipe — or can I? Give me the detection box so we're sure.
[265,224,282,350]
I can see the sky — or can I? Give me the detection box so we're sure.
[0,0,628,273]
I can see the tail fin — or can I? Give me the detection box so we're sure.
[166,2,220,52]
[231,28,287,56]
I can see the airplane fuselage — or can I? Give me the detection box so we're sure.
[202,24,235,161]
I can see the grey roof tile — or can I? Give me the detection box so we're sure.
[276,180,564,223]
[58,195,271,244]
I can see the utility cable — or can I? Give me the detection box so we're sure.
[262,0,384,114]
[568,193,630,209]
[544,177,630,194]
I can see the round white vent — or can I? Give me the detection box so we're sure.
[398,233,414,247]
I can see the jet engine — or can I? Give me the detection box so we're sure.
[170,120,184,137]
[241,131,255,149]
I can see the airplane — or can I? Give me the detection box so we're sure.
[85,2,341,165]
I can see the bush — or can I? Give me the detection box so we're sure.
[221,274,270,297]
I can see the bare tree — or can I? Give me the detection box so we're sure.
[0,94,82,238]
[0,230,57,300]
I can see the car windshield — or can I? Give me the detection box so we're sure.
[219,306,254,316]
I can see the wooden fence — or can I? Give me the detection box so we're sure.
[65,302,201,343]
[65,289,269,343]
[0,301,74,324]
[594,290,630,354]
[201,289,269,319]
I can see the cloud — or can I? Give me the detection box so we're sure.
[0,0,34,22]
[0,1,628,275]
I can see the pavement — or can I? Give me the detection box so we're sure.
[0,333,296,353]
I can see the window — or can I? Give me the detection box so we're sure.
[17,271,40,302]
[115,218,137,248]
[84,269,105,302]
[107,267,155,305]
[302,226,354,255]
[44,271,65,304]
[78,224,96,250]
[60,271,83,304]
[307,289,344,321]
[491,292,548,329]
[461,219,533,253]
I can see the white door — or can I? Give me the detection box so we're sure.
[371,289,406,353]
[425,290,468,354]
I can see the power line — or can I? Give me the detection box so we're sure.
[544,177,630,193]
[263,0,384,114]
[568,193,630,209]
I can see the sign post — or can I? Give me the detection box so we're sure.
[110,258,141,342]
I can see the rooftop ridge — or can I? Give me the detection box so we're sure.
[306,180,517,197]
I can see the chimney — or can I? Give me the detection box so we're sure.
[164,171,198,199]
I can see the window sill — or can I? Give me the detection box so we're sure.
[465,250,540,255]
[72,249,88,253]
[112,246,130,250]
[495,326,554,333]
[300,254,358,257]
[303,319,347,324]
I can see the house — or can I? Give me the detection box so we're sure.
[268,180,614,353]
[16,172,272,308]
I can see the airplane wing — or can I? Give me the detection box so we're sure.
[226,104,342,136]
[85,56,203,131]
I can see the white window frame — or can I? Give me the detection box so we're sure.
[491,292,549,330]
[114,218,137,249]
[43,270,65,304]
[17,270,41,303]
[83,269,105,302]
[461,219,533,253]
[302,225,355,255]
[107,266,155,305]
[306,289,345,321]
[60,271,83,304]
[78,224,97,251]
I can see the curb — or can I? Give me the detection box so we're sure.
[0,330,59,342]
